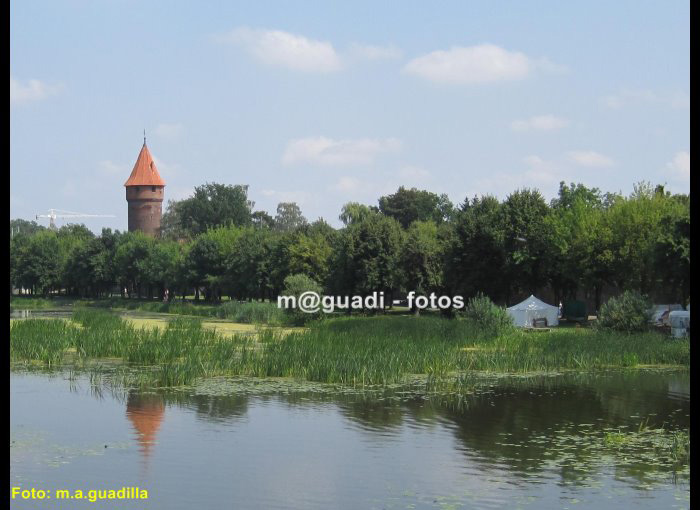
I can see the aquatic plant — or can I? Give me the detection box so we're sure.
[10,312,689,388]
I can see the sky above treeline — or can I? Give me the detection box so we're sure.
[10,0,689,232]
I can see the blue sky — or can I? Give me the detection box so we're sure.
[10,0,689,232]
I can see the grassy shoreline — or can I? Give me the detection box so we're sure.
[10,309,689,388]
[11,295,291,326]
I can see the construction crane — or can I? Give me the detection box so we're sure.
[36,209,116,229]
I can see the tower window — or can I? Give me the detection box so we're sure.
[152,186,156,192]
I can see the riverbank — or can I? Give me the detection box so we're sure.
[10,309,689,388]
[10,295,291,325]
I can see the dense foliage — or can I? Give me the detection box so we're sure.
[10,181,690,313]
[463,293,514,335]
[595,290,652,333]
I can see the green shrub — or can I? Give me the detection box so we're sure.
[595,290,651,333]
[463,293,514,335]
[281,273,323,325]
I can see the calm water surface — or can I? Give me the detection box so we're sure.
[10,369,689,510]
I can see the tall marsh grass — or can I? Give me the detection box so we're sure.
[80,297,288,325]
[10,312,689,388]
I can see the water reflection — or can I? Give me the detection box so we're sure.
[125,391,165,460]
[10,369,690,509]
[10,309,73,319]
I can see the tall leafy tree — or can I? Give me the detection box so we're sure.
[14,230,62,295]
[501,189,554,300]
[274,202,307,232]
[378,186,454,228]
[114,232,154,298]
[225,227,276,300]
[329,213,404,306]
[446,196,508,302]
[653,194,690,304]
[339,202,378,226]
[162,183,253,238]
[402,220,445,314]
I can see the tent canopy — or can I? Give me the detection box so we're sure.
[507,295,559,327]
[649,304,683,324]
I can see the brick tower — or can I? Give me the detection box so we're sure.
[124,136,166,236]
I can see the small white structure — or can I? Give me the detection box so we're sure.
[649,304,683,325]
[507,295,559,328]
[669,310,690,338]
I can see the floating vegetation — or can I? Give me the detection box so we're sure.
[10,364,691,492]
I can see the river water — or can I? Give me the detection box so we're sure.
[10,367,689,510]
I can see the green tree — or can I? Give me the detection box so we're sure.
[339,202,378,226]
[162,183,253,238]
[225,227,276,300]
[274,202,307,232]
[402,220,444,314]
[14,230,62,295]
[502,189,553,299]
[251,210,275,229]
[547,182,607,303]
[653,194,690,304]
[329,214,404,307]
[281,273,323,324]
[114,232,153,298]
[378,186,454,228]
[10,219,46,237]
[184,226,242,301]
[605,183,667,295]
[287,231,333,285]
[446,195,509,303]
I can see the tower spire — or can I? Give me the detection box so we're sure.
[143,129,147,146]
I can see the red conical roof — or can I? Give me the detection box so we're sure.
[124,142,166,187]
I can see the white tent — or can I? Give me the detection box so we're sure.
[669,310,690,338]
[649,304,683,324]
[507,295,559,328]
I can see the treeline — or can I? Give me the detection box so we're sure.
[10,181,689,310]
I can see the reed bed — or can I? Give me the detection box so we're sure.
[10,311,689,388]
[79,297,288,325]
[244,316,688,384]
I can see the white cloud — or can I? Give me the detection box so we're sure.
[332,177,362,193]
[10,75,56,104]
[282,136,402,167]
[664,151,690,185]
[669,92,690,110]
[567,150,614,168]
[154,123,185,139]
[152,156,179,177]
[260,189,311,204]
[510,115,569,132]
[602,88,689,110]
[60,181,79,198]
[348,43,402,61]
[98,160,127,176]
[472,156,565,199]
[10,194,24,208]
[398,165,431,179]
[403,44,539,84]
[523,155,558,173]
[217,27,342,73]
[167,186,195,201]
